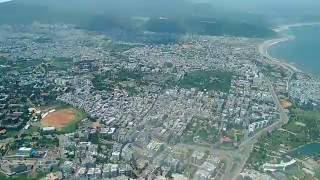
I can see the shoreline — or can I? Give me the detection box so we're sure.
[274,22,320,33]
[259,22,320,73]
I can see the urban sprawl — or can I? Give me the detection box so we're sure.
[0,23,320,180]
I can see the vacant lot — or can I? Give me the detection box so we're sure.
[280,99,293,109]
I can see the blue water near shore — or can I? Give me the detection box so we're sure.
[269,25,320,76]
[293,143,320,157]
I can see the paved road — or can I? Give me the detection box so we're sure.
[223,76,290,180]
[238,78,289,150]
[176,74,291,180]
[164,77,288,180]
[215,42,294,179]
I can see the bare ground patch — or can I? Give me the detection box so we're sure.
[41,109,76,129]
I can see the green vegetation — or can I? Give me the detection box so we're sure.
[315,168,320,179]
[94,69,231,95]
[247,108,320,170]
[23,126,40,136]
[92,68,148,95]
[0,172,45,180]
[117,69,144,81]
[92,72,114,91]
[53,102,73,110]
[49,57,73,71]
[179,70,232,92]
[11,133,59,150]
[0,130,19,140]
[12,59,44,72]
[59,109,86,134]
[290,109,320,141]
[38,136,59,147]
[182,117,219,144]
[259,62,290,82]
[0,57,8,65]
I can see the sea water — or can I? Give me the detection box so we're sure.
[0,0,12,3]
[269,25,320,76]
[293,143,320,157]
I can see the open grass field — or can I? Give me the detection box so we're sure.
[41,108,86,133]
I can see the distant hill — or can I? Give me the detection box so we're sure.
[0,0,276,42]
[145,18,276,38]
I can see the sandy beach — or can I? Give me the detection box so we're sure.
[258,22,320,73]
[259,36,298,73]
[274,22,320,33]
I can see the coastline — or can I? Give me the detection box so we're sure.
[259,22,320,73]
[274,22,320,33]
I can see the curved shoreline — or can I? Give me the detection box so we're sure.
[258,35,297,72]
[289,142,320,154]
[274,22,320,33]
[259,22,320,73]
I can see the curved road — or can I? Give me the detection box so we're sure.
[223,38,293,179]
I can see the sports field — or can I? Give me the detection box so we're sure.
[41,109,76,129]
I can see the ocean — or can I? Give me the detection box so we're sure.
[269,24,320,76]
[0,0,12,3]
[293,143,320,157]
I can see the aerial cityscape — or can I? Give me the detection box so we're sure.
[1,0,320,180]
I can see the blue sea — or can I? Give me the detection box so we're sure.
[269,25,320,76]
[293,143,320,157]
[0,0,12,3]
